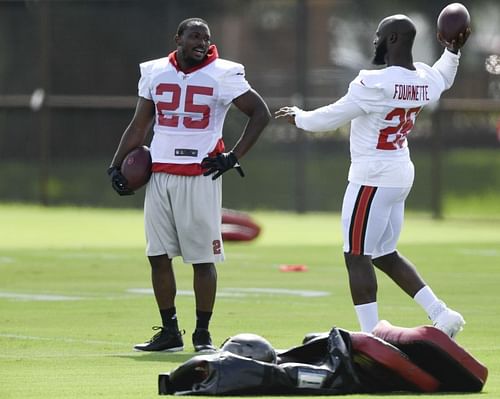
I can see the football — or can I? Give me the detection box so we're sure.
[437,3,470,43]
[120,146,152,191]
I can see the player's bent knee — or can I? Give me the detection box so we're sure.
[344,252,373,269]
[372,250,399,266]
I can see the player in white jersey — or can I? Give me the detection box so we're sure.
[276,15,470,338]
[108,18,270,352]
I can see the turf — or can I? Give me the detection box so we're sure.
[0,204,499,398]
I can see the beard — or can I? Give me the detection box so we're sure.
[372,41,387,65]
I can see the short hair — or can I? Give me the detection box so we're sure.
[177,18,209,36]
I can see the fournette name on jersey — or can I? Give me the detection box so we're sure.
[392,84,430,101]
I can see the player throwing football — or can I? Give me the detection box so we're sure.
[108,18,270,352]
[276,15,470,338]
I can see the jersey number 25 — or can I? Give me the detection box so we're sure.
[377,107,421,150]
[156,83,213,129]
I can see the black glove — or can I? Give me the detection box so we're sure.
[107,166,134,196]
[201,151,245,180]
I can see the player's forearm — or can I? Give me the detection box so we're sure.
[231,108,270,159]
[295,97,363,132]
[110,124,150,167]
[110,98,154,167]
[432,49,460,90]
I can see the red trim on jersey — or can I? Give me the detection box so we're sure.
[349,186,377,255]
[152,138,225,176]
[168,44,219,74]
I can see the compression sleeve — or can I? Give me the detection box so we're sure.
[432,49,460,91]
[294,94,365,132]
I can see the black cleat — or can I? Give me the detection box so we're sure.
[134,326,184,352]
[192,328,216,352]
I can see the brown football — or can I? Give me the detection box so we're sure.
[120,146,152,191]
[437,3,470,43]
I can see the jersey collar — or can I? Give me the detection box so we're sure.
[168,44,218,74]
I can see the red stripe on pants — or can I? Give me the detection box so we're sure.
[351,186,376,255]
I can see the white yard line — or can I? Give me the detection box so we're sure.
[0,292,84,301]
[0,333,130,346]
[0,352,136,359]
[0,287,329,302]
[223,287,330,297]
[127,287,330,298]
[457,249,499,257]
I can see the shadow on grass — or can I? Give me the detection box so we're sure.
[113,351,198,363]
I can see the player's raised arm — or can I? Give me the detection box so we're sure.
[432,4,471,91]
[436,3,471,54]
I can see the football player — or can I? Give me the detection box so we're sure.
[108,18,270,352]
[276,15,470,338]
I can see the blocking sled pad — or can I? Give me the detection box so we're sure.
[158,324,487,395]
[278,330,439,393]
[372,320,488,392]
[348,331,440,392]
[221,208,261,241]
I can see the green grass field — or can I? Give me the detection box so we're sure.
[1,204,499,398]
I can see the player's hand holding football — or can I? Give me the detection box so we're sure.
[201,151,244,180]
[107,166,135,196]
[439,28,471,53]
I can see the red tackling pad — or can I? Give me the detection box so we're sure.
[221,208,261,241]
[349,332,440,393]
[372,320,488,392]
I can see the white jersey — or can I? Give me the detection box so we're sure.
[138,45,251,171]
[295,49,460,187]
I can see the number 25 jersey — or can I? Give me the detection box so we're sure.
[138,45,251,173]
[294,49,460,187]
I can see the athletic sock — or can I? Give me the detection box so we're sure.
[195,310,212,330]
[354,302,379,333]
[160,307,179,329]
[413,286,445,318]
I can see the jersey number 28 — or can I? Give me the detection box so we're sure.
[377,107,421,150]
[156,83,213,129]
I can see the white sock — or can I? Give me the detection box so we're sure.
[413,286,444,317]
[354,302,379,333]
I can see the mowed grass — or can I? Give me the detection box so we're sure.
[0,204,499,398]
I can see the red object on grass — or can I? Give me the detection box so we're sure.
[221,208,261,241]
[372,320,488,392]
[279,264,308,272]
[350,331,440,392]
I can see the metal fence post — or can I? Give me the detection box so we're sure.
[430,109,443,219]
[38,1,51,206]
[294,0,308,213]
